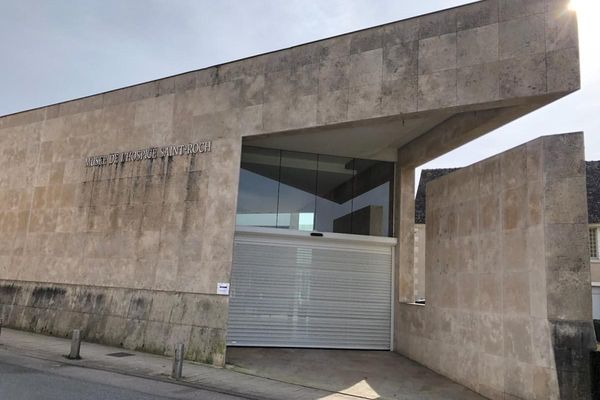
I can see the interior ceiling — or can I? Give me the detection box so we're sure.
[243,112,454,162]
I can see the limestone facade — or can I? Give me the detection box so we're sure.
[396,133,595,400]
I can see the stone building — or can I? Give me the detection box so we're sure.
[586,161,600,320]
[0,1,592,398]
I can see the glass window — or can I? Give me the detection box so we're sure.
[277,151,317,231]
[315,155,354,234]
[590,228,598,259]
[236,147,280,228]
[351,159,394,237]
[236,146,394,237]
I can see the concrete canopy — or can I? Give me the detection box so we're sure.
[241,0,580,164]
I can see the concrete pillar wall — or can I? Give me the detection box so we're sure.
[395,133,595,400]
[414,224,426,300]
[393,164,416,352]
[395,164,416,303]
[542,133,596,398]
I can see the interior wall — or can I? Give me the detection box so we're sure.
[396,133,595,400]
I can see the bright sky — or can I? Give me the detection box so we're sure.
[1,0,598,176]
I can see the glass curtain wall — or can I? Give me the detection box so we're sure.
[236,146,394,237]
[236,146,280,228]
[277,151,318,231]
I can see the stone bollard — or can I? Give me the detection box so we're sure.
[68,329,81,359]
[172,343,184,380]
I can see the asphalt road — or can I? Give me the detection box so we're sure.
[0,351,247,400]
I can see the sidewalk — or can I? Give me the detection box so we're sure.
[0,328,486,400]
[0,328,356,400]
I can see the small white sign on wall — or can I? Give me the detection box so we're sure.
[217,282,230,296]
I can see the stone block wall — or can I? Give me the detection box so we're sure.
[0,281,227,365]
[0,76,242,365]
[396,133,595,399]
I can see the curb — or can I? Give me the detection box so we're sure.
[0,342,267,400]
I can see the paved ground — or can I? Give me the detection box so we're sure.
[0,328,485,400]
[0,328,357,400]
[227,347,485,400]
[0,351,244,400]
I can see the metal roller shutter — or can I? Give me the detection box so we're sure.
[227,227,395,350]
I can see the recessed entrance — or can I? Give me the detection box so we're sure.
[228,145,396,350]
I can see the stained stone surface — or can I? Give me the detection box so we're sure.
[0,281,227,366]
[396,133,595,400]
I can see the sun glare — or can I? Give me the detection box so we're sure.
[569,0,600,13]
[569,0,578,11]
[565,0,600,86]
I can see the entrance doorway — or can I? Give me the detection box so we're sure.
[227,228,395,350]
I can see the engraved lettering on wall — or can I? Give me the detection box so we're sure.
[84,141,212,167]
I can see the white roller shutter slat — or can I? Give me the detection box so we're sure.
[227,229,394,350]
